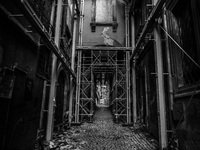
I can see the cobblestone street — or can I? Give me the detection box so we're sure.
[51,107,158,150]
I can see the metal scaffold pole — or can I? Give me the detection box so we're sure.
[75,50,82,123]
[74,0,84,123]
[125,5,131,124]
[90,51,94,122]
[126,51,131,124]
[69,0,77,126]
[115,60,118,123]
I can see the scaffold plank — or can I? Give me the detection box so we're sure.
[76,46,132,51]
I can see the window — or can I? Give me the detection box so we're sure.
[96,0,112,23]
[168,0,200,91]
[91,0,118,32]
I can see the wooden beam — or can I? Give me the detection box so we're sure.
[130,0,166,61]
[76,46,132,51]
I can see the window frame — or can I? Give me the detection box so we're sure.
[167,0,200,96]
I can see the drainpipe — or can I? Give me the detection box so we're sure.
[69,0,77,125]
[163,6,175,135]
[131,12,137,124]
[154,22,167,150]
[46,0,63,142]
[153,0,167,147]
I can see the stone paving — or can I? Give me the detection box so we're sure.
[50,107,158,150]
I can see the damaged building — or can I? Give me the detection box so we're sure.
[0,0,200,150]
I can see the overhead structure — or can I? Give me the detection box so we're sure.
[73,47,131,123]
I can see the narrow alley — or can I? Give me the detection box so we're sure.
[1,0,200,150]
[49,107,158,150]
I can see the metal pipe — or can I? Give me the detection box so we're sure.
[74,0,84,123]
[46,0,63,142]
[69,0,77,126]
[75,50,82,123]
[130,13,137,124]
[91,54,94,122]
[163,6,175,131]
[125,5,131,124]
[154,24,167,149]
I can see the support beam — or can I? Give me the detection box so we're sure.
[46,0,62,142]
[130,0,166,61]
[154,24,167,149]
[76,46,132,51]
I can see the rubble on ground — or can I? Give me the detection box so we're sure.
[48,126,87,150]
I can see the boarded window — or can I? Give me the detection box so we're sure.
[96,0,112,23]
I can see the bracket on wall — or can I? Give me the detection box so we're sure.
[90,22,118,32]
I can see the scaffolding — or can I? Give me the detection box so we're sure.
[74,47,131,123]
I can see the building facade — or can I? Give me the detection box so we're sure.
[0,0,200,150]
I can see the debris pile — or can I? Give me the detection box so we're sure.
[48,127,87,150]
